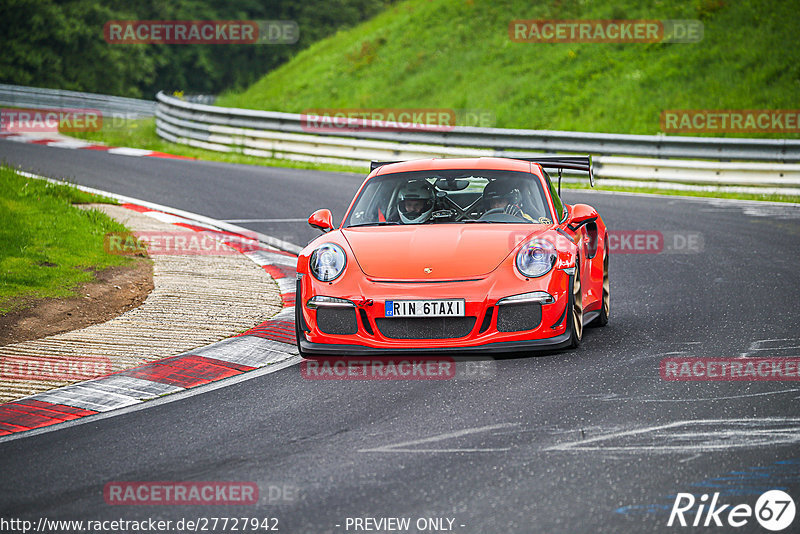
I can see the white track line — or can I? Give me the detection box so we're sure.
[359,422,519,453]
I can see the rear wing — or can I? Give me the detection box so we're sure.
[510,155,595,193]
[369,155,595,194]
[370,161,401,171]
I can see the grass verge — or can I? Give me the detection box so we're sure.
[216,0,800,139]
[0,165,134,315]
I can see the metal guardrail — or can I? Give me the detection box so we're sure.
[155,92,800,162]
[0,84,155,118]
[594,157,800,187]
[155,92,800,190]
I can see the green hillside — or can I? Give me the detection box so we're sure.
[216,0,799,137]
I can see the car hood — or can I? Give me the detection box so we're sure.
[342,225,548,279]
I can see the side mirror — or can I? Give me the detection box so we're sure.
[308,209,334,232]
[567,204,598,230]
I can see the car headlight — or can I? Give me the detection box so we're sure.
[310,243,346,281]
[515,239,557,278]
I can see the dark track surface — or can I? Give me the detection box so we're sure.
[2,140,800,533]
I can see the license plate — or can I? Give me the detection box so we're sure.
[384,299,465,318]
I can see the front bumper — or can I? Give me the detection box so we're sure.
[298,328,574,355]
[297,267,575,355]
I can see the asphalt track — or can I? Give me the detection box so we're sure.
[1,140,800,533]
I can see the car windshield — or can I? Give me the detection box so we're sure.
[343,169,553,227]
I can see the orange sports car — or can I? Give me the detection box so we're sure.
[295,156,609,355]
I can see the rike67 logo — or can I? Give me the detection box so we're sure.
[668,490,795,531]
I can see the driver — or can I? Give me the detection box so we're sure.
[483,180,535,221]
[397,179,435,224]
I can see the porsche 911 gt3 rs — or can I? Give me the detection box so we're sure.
[295,156,609,355]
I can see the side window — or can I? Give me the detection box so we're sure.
[544,171,565,222]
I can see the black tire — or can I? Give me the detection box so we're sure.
[568,262,583,349]
[591,247,610,327]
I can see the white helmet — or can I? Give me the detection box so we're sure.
[398,179,434,224]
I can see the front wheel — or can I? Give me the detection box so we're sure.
[568,262,583,349]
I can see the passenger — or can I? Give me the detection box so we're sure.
[482,180,535,221]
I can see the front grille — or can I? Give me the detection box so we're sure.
[316,308,358,335]
[496,303,542,332]
[375,317,476,339]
